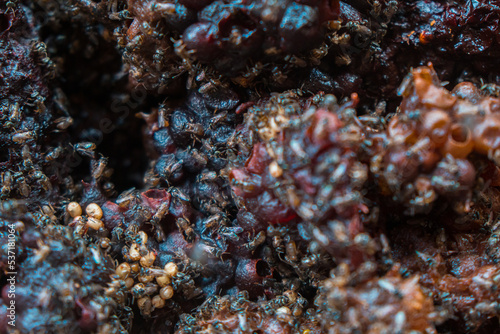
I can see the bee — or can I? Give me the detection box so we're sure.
[111,227,124,242]
[12,131,34,144]
[209,111,229,128]
[346,21,372,39]
[383,1,398,21]
[109,9,131,20]
[269,295,290,310]
[124,224,141,245]
[301,254,320,267]
[1,171,12,197]
[116,188,140,207]
[32,41,56,78]
[189,148,209,167]
[153,225,167,242]
[32,93,47,114]
[173,39,196,73]
[126,33,145,52]
[176,217,195,242]
[157,155,183,181]
[331,192,362,211]
[14,173,30,197]
[267,225,288,253]
[130,283,148,299]
[32,41,48,57]
[32,171,52,191]
[235,62,264,87]
[196,170,217,183]
[202,213,229,235]
[230,176,262,195]
[71,216,87,236]
[62,176,77,196]
[5,102,20,128]
[183,121,204,138]
[54,117,74,130]
[218,226,243,242]
[143,164,161,188]
[45,146,64,162]
[169,187,190,202]
[73,142,96,159]
[156,104,170,128]
[284,236,298,262]
[41,204,58,222]
[244,231,266,252]
[204,244,226,259]
[102,181,116,197]
[291,294,308,317]
[174,250,203,274]
[198,296,218,317]
[91,156,109,181]
[171,272,202,299]
[285,55,307,67]
[151,201,170,226]
[20,145,33,169]
[309,43,329,65]
[271,66,288,85]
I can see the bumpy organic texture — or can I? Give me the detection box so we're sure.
[314,266,441,333]
[0,2,61,204]
[2,0,500,333]
[67,0,401,93]
[228,91,377,270]
[371,65,500,216]
[0,208,127,333]
[175,292,315,334]
[122,0,341,90]
[228,66,500,331]
[391,219,500,332]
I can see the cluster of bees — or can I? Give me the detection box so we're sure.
[65,201,183,316]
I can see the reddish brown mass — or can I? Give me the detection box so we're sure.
[315,266,441,333]
[4,0,500,333]
[391,220,500,331]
